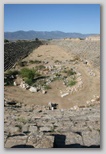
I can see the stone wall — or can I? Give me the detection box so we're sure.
[4,100,100,148]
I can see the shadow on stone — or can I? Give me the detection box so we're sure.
[52,134,100,148]
[11,144,34,148]
[10,134,25,137]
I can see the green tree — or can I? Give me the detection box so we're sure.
[35,38,39,41]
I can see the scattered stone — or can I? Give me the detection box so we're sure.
[73,105,79,110]
[43,61,48,64]
[86,101,90,105]
[83,60,88,65]
[42,90,47,94]
[29,87,38,93]
[96,96,100,101]
[61,93,69,98]
[48,102,58,110]
[13,81,17,86]
[91,99,95,103]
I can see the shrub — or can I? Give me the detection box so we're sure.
[55,60,61,63]
[4,78,14,86]
[4,39,9,43]
[79,38,85,40]
[63,69,76,76]
[35,38,39,41]
[17,117,27,124]
[29,60,41,64]
[37,79,46,86]
[20,68,35,80]
[44,85,52,90]
[4,70,19,86]
[68,80,77,87]
[20,68,41,85]
[48,39,52,41]
[24,78,34,85]
[67,70,76,76]
[35,65,45,70]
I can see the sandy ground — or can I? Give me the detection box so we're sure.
[4,42,100,109]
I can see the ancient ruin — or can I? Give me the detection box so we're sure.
[4,36,100,148]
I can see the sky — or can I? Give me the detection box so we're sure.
[4,4,100,34]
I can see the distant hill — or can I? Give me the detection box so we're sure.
[4,30,99,40]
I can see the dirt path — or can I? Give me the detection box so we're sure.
[4,44,100,109]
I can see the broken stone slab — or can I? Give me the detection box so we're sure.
[83,60,88,65]
[26,134,37,145]
[39,122,54,128]
[4,135,28,148]
[70,115,88,121]
[87,115,100,122]
[95,96,100,101]
[13,81,17,86]
[77,77,82,82]
[70,121,89,132]
[77,72,81,77]
[42,90,47,94]
[19,82,30,89]
[39,126,53,132]
[91,99,96,103]
[20,82,26,88]
[87,121,100,131]
[29,87,38,93]
[22,125,29,133]
[55,124,72,133]
[61,93,69,98]
[82,130,100,146]
[8,126,21,135]
[35,136,54,148]
[29,125,38,134]
[72,105,79,111]
[25,84,30,89]
[64,132,83,145]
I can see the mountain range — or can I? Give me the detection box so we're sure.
[4,30,99,40]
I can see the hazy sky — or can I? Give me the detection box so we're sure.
[4,4,100,34]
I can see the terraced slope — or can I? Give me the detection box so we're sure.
[4,102,100,148]
[4,40,43,71]
[50,39,100,69]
